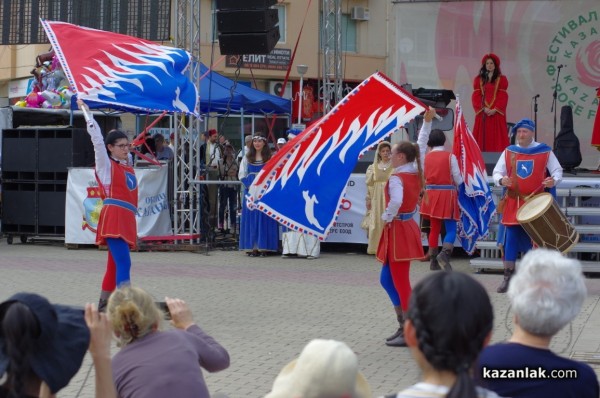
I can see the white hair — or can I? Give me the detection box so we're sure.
[508,248,586,336]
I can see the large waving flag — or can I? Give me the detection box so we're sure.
[40,20,199,116]
[452,98,496,254]
[247,72,426,240]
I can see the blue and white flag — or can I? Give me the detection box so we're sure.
[247,72,426,240]
[452,98,496,254]
[41,20,199,116]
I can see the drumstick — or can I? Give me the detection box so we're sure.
[524,184,546,202]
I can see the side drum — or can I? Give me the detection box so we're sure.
[516,193,579,253]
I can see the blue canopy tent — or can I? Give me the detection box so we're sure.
[199,63,291,115]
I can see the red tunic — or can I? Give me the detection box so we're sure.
[472,75,509,152]
[419,151,459,220]
[96,161,138,248]
[501,148,550,226]
[376,172,424,263]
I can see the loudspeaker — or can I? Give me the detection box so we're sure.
[38,128,94,177]
[2,183,36,228]
[217,9,278,33]
[217,0,279,55]
[218,28,280,55]
[37,182,67,229]
[216,0,276,9]
[2,129,37,176]
[2,128,94,182]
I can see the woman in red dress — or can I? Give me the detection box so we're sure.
[472,53,509,152]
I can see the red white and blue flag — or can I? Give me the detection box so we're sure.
[247,72,426,240]
[452,98,496,254]
[40,20,199,116]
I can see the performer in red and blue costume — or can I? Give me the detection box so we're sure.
[492,118,562,293]
[78,99,138,311]
[419,125,463,271]
[377,108,434,347]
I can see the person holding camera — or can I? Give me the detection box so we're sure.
[0,293,116,398]
[107,286,230,398]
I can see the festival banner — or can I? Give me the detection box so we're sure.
[40,20,199,116]
[324,174,368,244]
[247,72,426,240]
[452,98,496,254]
[65,167,172,244]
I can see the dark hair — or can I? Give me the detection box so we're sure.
[1,302,41,398]
[140,137,156,156]
[104,129,129,157]
[397,141,417,163]
[479,57,501,83]
[407,272,493,398]
[396,141,425,197]
[105,129,128,146]
[247,134,272,163]
[427,129,446,148]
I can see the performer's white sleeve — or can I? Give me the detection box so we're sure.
[450,154,464,185]
[416,120,432,169]
[238,156,248,180]
[547,151,563,185]
[86,118,111,187]
[492,151,507,185]
[381,175,403,223]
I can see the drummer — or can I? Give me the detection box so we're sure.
[492,118,562,293]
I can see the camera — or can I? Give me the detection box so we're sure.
[155,302,171,320]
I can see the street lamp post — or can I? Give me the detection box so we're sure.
[297,64,308,124]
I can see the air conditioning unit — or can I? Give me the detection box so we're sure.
[351,6,369,21]
[268,81,292,99]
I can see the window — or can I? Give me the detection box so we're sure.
[274,5,286,43]
[0,0,171,45]
[320,13,357,53]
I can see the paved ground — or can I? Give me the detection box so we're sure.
[0,239,599,397]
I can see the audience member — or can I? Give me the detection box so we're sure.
[107,286,230,398]
[202,129,223,231]
[264,339,371,398]
[476,248,599,398]
[154,134,174,161]
[0,293,115,398]
[275,137,286,152]
[237,134,253,162]
[138,135,157,162]
[384,272,500,398]
[217,143,239,233]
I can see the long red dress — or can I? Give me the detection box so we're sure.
[472,74,509,152]
[591,88,600,151]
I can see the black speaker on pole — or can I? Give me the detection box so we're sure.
[216,0,279,55]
